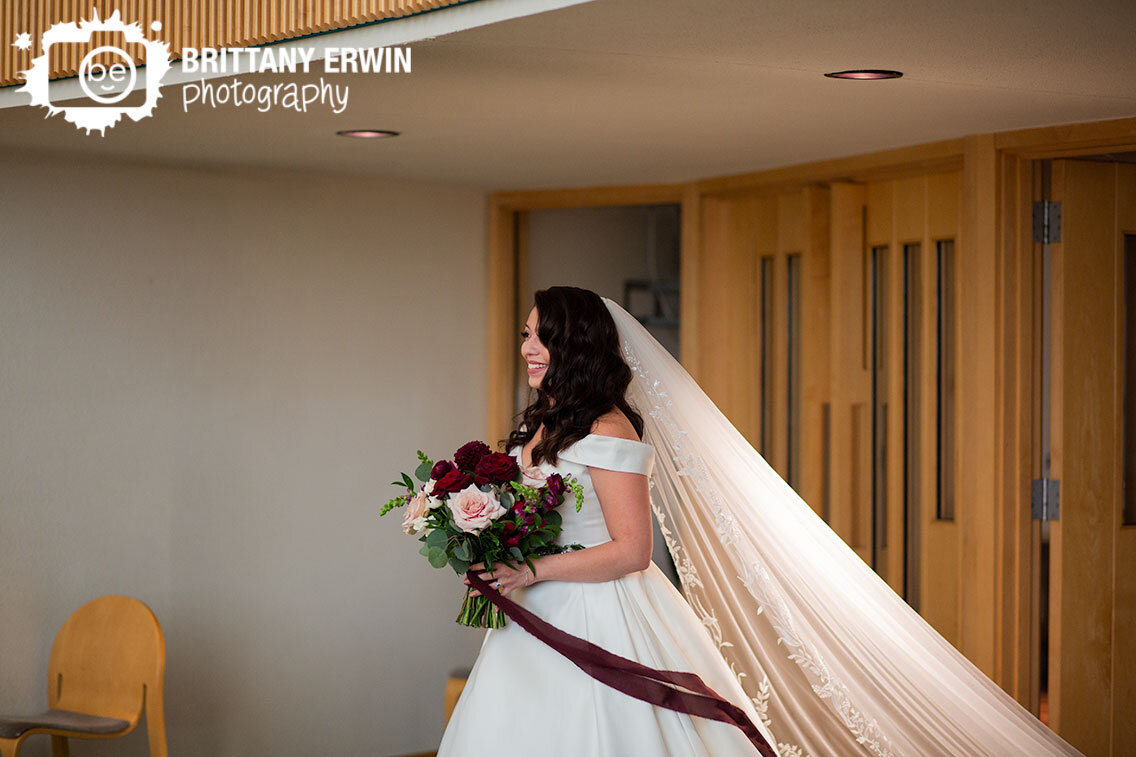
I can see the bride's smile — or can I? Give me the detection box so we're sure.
[520,306,550,387]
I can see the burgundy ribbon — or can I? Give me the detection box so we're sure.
[466,570,777,757]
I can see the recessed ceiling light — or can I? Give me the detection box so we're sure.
[337,129,400,138]
[824,69,903,80]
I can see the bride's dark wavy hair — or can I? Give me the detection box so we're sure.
[504,286,644,465]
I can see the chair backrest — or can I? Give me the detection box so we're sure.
[47,596,165,723]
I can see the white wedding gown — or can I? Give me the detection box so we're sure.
[436,433,779,757]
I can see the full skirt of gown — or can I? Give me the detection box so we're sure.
[436,434,777,757]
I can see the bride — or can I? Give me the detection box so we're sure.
[436,286,1080,756]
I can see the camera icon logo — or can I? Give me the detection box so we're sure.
[18,9,172,135]
[76,44,138,105]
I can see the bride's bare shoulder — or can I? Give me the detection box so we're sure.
[590,408,639,442]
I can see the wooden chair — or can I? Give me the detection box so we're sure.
[0,596,166,757]
[443,667,470,725]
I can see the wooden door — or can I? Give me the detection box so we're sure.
[1047,159,1136,756]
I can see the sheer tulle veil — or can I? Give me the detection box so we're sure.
[601,297,1080,756]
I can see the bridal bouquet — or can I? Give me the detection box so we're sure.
[380,440,585,628]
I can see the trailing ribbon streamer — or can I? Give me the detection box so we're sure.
[465,569,777,757]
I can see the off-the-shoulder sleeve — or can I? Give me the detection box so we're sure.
[558,435,655,476]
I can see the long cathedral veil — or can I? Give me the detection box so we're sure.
[601,297,1080,757]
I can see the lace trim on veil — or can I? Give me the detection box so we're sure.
[622,343,894,757]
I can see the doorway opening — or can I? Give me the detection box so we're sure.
[512,202,683,588]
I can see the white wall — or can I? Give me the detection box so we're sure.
[524,204,681,360]
[0,149,488,756]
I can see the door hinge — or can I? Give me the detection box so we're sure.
[1033,201,1062,244]
[1031,478,1060,521]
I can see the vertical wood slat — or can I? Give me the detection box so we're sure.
[922,171,962,647]
[694,195,735,418]
[959,134,1000,678]
[799,186,831,520]
[748,195,776,454]
[992,152,1035,706]
[829,182,867,552]
[0,0,458,86]
[774,192,804,482]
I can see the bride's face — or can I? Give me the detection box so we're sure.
[521,306,550,390]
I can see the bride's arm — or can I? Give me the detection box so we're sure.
[464,464,652,593]
[528,463,654,584]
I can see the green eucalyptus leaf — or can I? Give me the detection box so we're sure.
[426,529,449,550]
[427,546,448,568]
[415,461,433,483]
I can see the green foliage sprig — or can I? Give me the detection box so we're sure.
[567,478,585,513]
[380,493,412,516]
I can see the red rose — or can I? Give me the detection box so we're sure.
[473,452,520,485]
[505,534,522,548]
[430,460,455,480]
[454,440,491,471]
[433,468,474,496]
[546,473,566,497]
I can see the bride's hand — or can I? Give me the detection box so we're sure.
[464,560,535,597]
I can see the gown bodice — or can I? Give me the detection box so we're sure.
[509,433,655,549]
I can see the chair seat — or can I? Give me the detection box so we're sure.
[0,709,130,739]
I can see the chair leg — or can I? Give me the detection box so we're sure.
[0,736,22,757]
[146,688,168,757]
[50,736,69,757]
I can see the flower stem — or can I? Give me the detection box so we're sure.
[454,586,508,628]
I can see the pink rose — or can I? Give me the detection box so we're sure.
[448,484,506,534]
[402,490,433,535]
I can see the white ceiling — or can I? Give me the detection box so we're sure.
[1,0,1134,189]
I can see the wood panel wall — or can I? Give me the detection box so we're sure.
[1,0,462,87]
[699,171,966,634]
[486,117,1136,753]
[692,186,829,511]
